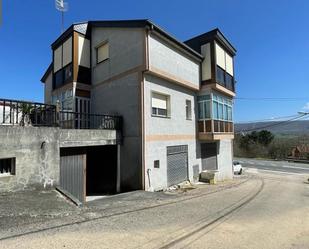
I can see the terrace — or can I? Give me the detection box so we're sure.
[0,98,122,132]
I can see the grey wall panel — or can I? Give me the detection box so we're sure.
[91,27,145,86]
[60,154,85,202]
[91,73,142,191]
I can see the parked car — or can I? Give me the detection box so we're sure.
[233,161,243,175]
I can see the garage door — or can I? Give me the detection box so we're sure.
[167,145,188,187]
[201,142,218,171]
[60,154,86,203]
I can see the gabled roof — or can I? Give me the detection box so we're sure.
[51,19,203,60]
[184,28,237,56]
[40,63,53,83]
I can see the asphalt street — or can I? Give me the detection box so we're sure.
[236,158,309,174]
[1,169,308,249]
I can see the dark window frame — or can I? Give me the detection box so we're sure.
[96,41,109,64]
[215,65,234,92]
[0,157,16,176]
[154,160,160,168]
[53,63,73,90]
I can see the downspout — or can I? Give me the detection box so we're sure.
[141,25,151,190]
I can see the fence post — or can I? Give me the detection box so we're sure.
[56,100,61,127]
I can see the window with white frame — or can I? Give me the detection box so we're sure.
[197,95,211,120]
[0,158,15,176]
[97,42,109,64]
[186,100,192,120]
[212,93,233,121]
[197,93,233,122]
[151,92,170,117]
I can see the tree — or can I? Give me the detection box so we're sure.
[257,130,274,146]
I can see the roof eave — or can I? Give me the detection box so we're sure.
[146,20,203,60]
[40,63,53,83]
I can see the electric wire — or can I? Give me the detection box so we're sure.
[236,114,301,124]
[235,97,309,101]
[235,114,309,133]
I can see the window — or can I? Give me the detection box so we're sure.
[198,93,233,133]
[186,100,192,120]
[154,160,160,168]
[198,95,211,120]
[151,92,169,117]
[63,63,73,83]
[97,42,109,64]
[212,93,233,122]
[53,37,73,90]
[52,89,73,111]
[0,158,15,176]
[215,43,234,91]
[216,66,225,85]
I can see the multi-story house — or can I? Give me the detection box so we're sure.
[41,19,236,193]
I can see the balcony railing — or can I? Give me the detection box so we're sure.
[0,98,122,131]
[59,111,122,130]
[0,98,57,126]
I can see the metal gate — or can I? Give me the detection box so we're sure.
[60,154,86,203]
[167,145,188,187]
[201,143,218,171]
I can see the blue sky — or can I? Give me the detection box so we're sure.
[0,0,309,122]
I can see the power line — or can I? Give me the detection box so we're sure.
[236,114,301,124]
[235,97,309,101]
[235,114,309,133]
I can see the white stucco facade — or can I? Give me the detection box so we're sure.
[143,74,201,190]
[143,74,234,190]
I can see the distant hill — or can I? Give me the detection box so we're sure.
[235,120,309,135]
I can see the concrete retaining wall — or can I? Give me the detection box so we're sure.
[0,126,117,192]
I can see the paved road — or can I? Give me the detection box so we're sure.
[1,172,309,249]
[236,158,309,174]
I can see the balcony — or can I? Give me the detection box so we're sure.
[198,119,234,140]
[0,98,122,132]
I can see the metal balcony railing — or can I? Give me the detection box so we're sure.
[0,98,57,126]
[0,98,122,132]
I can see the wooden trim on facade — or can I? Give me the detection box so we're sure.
[73,32,79,82]
[201,83,236,97]
[198,132,234,141]
[75,89,91,98]
[146,134,195,142]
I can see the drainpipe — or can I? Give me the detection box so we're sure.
[147,168,154,192]
[116,144,121,193]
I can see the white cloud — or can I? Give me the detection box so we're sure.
[302,102,309,110]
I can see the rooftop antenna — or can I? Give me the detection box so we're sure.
[55,0,68,33]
